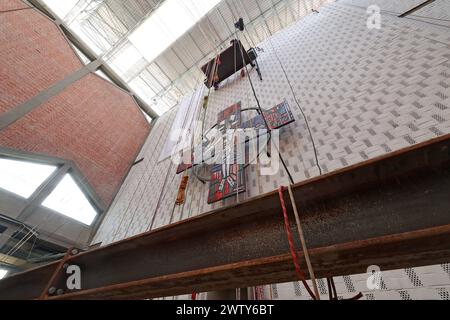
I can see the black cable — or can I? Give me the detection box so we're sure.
[132,158,145,166]
[201,55,220,162]
[234,31,295,185]
[275,52,323,175]
[269,40,323,175]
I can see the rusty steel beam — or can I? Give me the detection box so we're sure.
[1,134,450,300]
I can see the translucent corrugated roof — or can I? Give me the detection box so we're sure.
[42,0,331,116]
[129,0,222,63]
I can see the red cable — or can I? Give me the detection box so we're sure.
[278,186,317,300]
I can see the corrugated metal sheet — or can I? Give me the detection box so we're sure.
[61,0,332,115]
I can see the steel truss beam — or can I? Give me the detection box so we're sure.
[1,134,450,299]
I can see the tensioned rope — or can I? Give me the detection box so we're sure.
[260,24,323,175]
[278,186,317,300]
[233,26,295,185]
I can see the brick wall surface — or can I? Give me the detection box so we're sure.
[0,73,150,205]
[0,5,150,206]
[0,4,83,114]
[92,0,450,299]
[0,0,29,12]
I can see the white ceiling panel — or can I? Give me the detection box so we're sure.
[43,0,332,116]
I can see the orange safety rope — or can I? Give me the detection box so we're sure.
[278,186,317,300]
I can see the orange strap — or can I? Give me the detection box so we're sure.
[278,186,317,300]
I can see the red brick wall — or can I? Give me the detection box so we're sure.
[0,4,83,114]
[0,7,150,206]
[0,74,150,205]
[0,0,29,11]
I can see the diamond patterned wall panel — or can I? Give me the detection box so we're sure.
[93,0,450,299]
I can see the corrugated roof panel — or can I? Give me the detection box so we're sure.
[48,0,332,116]
[205,10,231,48]
[216,1,236,27]
[241,0,262,21]
[95,3,129,38]
[171,35,205,67]
[154,53,184,82]
[188,25,213,55]
[256,0,273,13]
[278,1,295,26]
[252,18,269,40]
[106,0,139,29]
[106,40,149,82]
[265,7,284,32]
[140,69,165,93]
[146,63,172,87]
[128,76,157,102]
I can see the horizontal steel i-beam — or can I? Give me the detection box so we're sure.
[1,134,450,300]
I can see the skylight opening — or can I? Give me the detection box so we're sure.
[0,269,7,280]
[108,43,143,76]
[129,0,221,63]
[42,0,81,19]
[0,158,57,199]
[42,174,98,226]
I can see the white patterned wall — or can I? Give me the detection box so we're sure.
[93,0,450,300]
